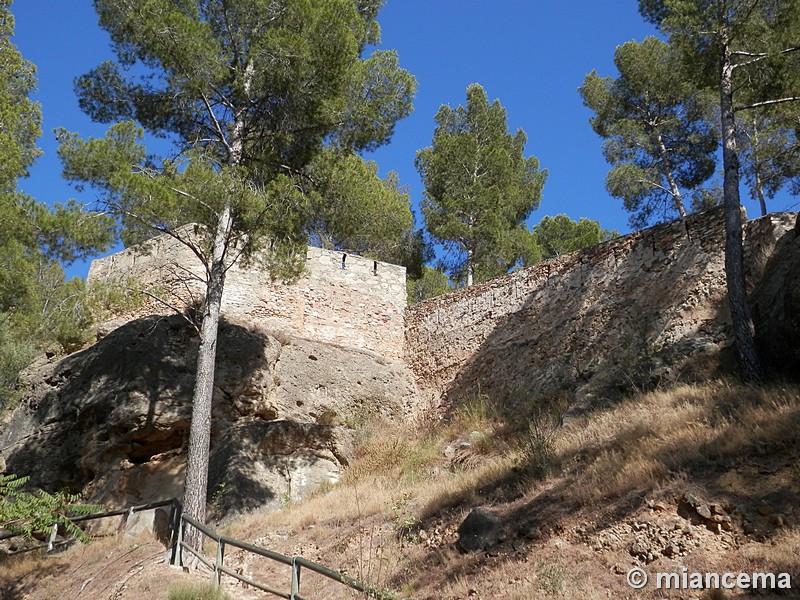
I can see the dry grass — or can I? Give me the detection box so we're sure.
[0,552,54,587]
[0,535,202,600]
[167,581,233,600]
[739,527,800,581]
[555,381,800,505]
[5,380,799,599]
[435,556,614,600]
[0,536,126,591]
[220,381,800,592]
[225,414,517,541]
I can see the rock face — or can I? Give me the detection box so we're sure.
[750,220,800,374]
[0,315,419,514]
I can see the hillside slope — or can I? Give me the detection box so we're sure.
[1,210,799,598]
[3,381,798,599]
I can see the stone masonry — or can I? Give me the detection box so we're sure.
[88,236,407,359]
[404,208,798,408]
[88,208,799,407]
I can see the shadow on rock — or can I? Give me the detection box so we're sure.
[0,315,277,511]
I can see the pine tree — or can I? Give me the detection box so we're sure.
[416,84,546,286]
[58,0,415,550]
[0,0,113,408]
[639,0,800,381]
[533,215,618,259]
[580,37,719,229]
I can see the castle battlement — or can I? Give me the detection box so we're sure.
[88,235,407,358]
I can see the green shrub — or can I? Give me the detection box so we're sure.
[0,474,100,542]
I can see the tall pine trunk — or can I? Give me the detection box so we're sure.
[466,248,474,286]
[656,131,687,218]
[719,29,764,383]
[182,203,232,551]
[182,70,250,551]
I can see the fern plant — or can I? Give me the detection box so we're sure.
[0,474,100,543]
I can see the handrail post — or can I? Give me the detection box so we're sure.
[214,539,225,586]
[169,499,183,566]
[290,557,301,600]
[123,505,134,533]
[47,523,58,553]
[175,515,185,567]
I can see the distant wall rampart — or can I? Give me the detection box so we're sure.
[88,236,407,358]
[405,209,798,405]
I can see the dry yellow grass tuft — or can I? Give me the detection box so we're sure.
[0,552,52,588]
[555,381,800,505]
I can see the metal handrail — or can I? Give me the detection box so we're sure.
[0,496,403,599]
[178,512,401,600]
[70,499,176,523]
[0,498,180,554]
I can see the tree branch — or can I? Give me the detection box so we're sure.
[640,178,674,196]
[736,96,800,112]
[133,166,220,217]
[137,288,201,334]
[201,93,234,157]
[731,50,767,58]
[732,45,800,70]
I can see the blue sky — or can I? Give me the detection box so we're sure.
[11,1,792,279]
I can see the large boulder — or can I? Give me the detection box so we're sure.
[0,315,419,516]
[457,507,501,552]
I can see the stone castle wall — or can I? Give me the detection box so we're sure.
[88,237,407,358]
[404,209,798,406]
[88,209,798,402]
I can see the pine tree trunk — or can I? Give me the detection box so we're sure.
[183,63,250,553]
[182,203,232,552]
[719,30,764,383]
[755,171,767,217]
[656,132,687,218]
[466,248,474,286]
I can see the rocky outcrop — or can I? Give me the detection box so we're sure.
[0,315,419,514]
